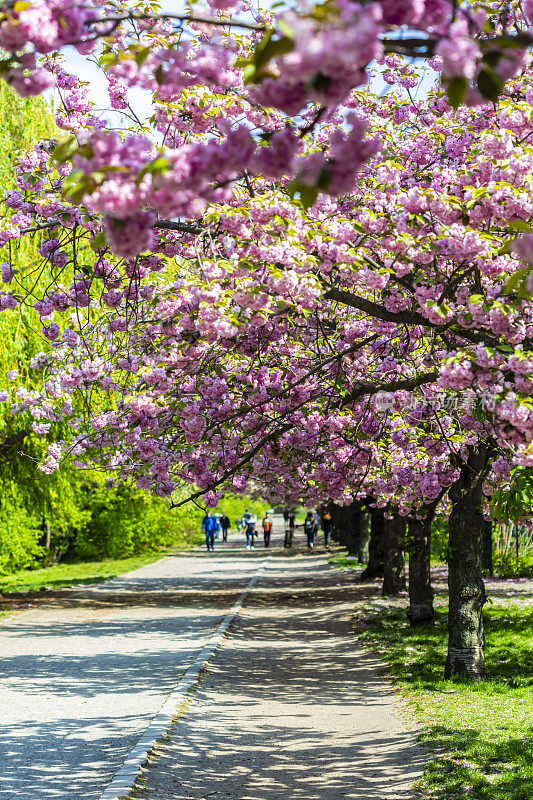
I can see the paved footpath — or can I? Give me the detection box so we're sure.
[0,521,423,800]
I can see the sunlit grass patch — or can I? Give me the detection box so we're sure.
[328,550,361,570]
[0,533,204,594]
[356,599,533,800]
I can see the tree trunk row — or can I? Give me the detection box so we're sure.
[327,443,490,680]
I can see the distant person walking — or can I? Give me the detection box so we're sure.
[220,513,230,542]
[284,511,295,548]
[243,510,257,549]
[201,511,217,552]
[283,508,289,524]
[304,511,317,548]
[322,511,333,548]
[262,513,272,548]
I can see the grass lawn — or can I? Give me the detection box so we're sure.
[355,597,533,800]
[328,551,362,569]
[0,533,204,594]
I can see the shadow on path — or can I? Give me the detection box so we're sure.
[135,559,423,800]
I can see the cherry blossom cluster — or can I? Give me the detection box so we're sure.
[0,0,533,525]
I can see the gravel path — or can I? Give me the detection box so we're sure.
[129,536,424,800]
[0,520,423,800]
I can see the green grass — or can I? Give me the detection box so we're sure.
[356,599,533,800]
[328,551,360,569]
[0,534,204,594]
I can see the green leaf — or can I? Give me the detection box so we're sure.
[482,50,500,68]
[135,47,151,67]
[299,184,319,210]
[51,136,76,163]
[90,232,108,251]
[498,240,513,255]
[135,156,171,186]
[446,76,468,110]
[63,172,91,204]
[245,30,294,84]
[477,68,503,102]
[502,266,532,295]
[99,50,118,69]
[277,19,295,38]
[509,219,533,232]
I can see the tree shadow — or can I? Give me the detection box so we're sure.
[0,543,415,800]
[422,725,533,800]
[133,573,424,800]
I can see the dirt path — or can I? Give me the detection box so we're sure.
[130,549,424,800]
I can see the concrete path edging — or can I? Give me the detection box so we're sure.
[98,556,270,800]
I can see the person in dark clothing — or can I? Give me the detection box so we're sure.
[304,511,316,548]
[284,512,295,548]
[220,513,230,542]
[283,508,289,523]
[262,513,272,548]
[245,516,256,549]
[322,511,333,548]
[201,511,217,551]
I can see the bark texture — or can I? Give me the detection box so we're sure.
[445,444,489,680]
[358,512,370,563]
[382,512,407,596]
[360,507,385,580]
[407,516,434,625]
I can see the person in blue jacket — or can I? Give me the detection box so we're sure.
[201,511,217,551]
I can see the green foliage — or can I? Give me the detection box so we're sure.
[211,494,269,526]
[493,552,533,579]
[356,599,533,800]
[431,514,450,562]
[72,477,204,560]
[491,468,533,524]
[0,83,66,572]
[0,87,204,573]
[0,490,43,573]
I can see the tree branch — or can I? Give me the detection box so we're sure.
[324,286,499,347]
[338,371,439,409]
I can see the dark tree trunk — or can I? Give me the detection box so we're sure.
[360,507,385,580]
[358,512,370,563]
[444,444,489,680]
[482,520,493,577]
[329,501,366,556]
[345,501,363,556]
[407,516,434,625]
[382,512,407,596]
[328,503,344,546]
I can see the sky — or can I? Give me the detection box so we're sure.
[55,2,438,134]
